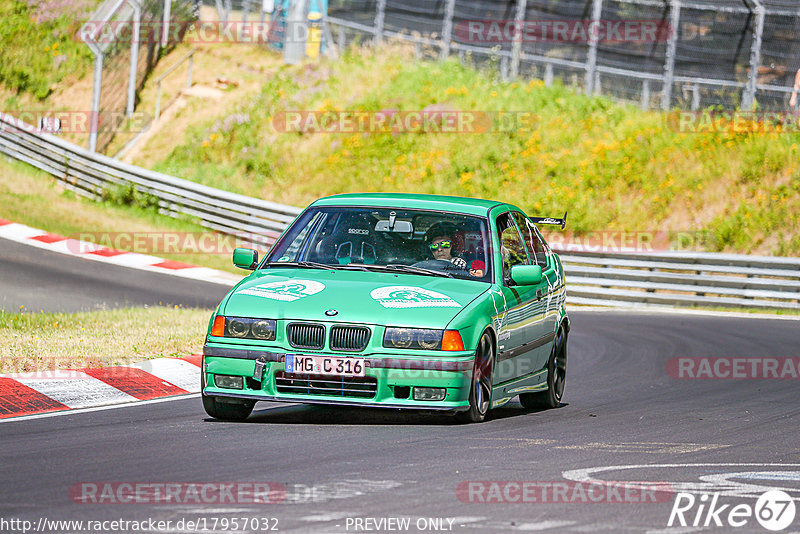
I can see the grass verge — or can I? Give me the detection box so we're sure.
[0,306,211,373]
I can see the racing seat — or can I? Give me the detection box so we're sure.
[321,223,378,265]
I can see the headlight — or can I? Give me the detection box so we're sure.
[210,316,277,341]
[383,328,465,351]
[251,319,277,340]
[227,318,250,338]
[383,328,443,350]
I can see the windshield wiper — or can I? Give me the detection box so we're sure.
[263,261,373,272]
[384,264,454,278]
[263,261,335,270]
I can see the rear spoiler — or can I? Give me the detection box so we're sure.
[530,211,567,230]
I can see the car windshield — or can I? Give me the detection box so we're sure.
[264,207,492,281]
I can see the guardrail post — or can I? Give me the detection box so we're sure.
[661,0,680,110]
[439,0,456,60]
[584,0,603,95]
[742,0,764,111]
[155,81,163,120]
[510,0,527,78]
[186,51,194,88]
[373,0,386,45]
[544,62,553,86]
[127,1,141,117]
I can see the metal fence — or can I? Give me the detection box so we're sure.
[2,111,798,310]
[322,0,800,113]
[80,0,196,152]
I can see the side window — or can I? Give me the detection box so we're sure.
[496,213,530,282]
[512,212,548,268]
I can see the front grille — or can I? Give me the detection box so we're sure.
[287,323,325,350]
[274,372,377,398]
[329,325,371,352]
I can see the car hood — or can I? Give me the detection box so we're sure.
[221,268,490,328]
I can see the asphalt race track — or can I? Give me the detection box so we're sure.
[2,285,800,533]
[0,237,230,312]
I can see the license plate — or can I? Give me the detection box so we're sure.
[285,354,366,377]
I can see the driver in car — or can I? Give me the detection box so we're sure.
[426,223,484,277]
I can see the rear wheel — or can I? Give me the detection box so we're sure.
[519,327,566,410]
[455,332,494,423]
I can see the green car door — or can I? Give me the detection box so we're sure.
[492,211,552,384]
[513,212,560,373]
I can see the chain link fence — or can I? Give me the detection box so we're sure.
[80,0,195,152]
[320,0,800,113]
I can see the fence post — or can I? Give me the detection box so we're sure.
[243,0,251,24]
[661,0,681,110]
[374,0,386,45]
[284,0,308,64]
[126,0,141,117]
[510,0,527,78]
[439,0,456,60]
[742,0,764,111]
[584,0,603,95]
[161,0,171,47]
[89,53,103,152]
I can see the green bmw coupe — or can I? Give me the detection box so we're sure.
[202,193,569,423]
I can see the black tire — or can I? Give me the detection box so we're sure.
[455,332,495,423]
[202,394,255,421]
[519,327,566,410]
[200,368,255,421]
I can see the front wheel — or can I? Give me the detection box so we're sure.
[455,332,494,423]
[520,328,566,410]
[201,368,255,421]
[202,394,255,421]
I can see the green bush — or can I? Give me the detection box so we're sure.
[0,1,94,100]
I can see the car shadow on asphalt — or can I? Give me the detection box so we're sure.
[204,400,569,426]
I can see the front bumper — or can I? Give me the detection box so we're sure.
[202,344,474,411]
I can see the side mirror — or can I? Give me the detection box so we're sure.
[233,248,258,270]
[510,264,542,286]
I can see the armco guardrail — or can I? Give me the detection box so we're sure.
[561,249,800,310]
[1,112,798,310]
[0,113,300,248]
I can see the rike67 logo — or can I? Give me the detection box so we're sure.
[668,490,796,531]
